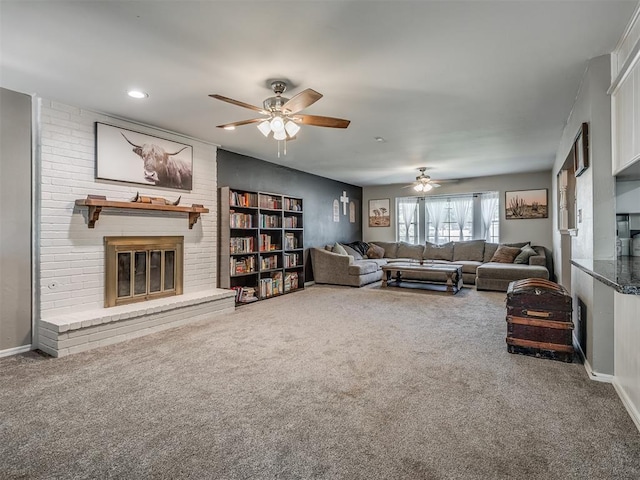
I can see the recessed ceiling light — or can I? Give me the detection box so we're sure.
[374,136,386,142]
[127,90,148,99]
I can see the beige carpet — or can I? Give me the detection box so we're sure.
[1,284,639,479]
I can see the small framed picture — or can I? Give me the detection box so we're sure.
[505,189,548,219]
[369,198,390,227]
[574,122,589,177]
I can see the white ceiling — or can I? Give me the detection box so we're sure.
[1,1,636,187]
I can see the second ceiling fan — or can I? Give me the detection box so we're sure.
[209,81,350,143]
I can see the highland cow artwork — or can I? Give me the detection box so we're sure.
[505,189,548,219]
[96,123,193,191]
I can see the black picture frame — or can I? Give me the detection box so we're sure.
[95,122,193,191]
[574,122,589,177]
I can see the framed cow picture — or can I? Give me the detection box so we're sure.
[95,123,193,191]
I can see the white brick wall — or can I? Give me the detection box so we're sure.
[38,99,218,317]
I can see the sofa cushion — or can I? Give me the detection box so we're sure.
[348,262,379,276]
[424,241,454,261]
[367,243,385,259]
[397,242,425,260]
[451,260,483,274]
[342,244,363,260]
[332,242,348,256]
[504,241,530,249]
[490,245,521,263]
[483,243,499,263]
[370,241,398,258]
[514,244,537,264]
[453,240,485,262]
[477,262,549,281]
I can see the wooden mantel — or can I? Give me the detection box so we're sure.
[75,195,209,229]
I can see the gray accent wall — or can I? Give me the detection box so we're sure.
[217,150,362,281]
[1,88,32,351]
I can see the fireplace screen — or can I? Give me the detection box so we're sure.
[105,237,183,307]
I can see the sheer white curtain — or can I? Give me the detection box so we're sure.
[452,197,472,240]
[425,198,448,243]
[481,192,499,241]
[398,198,418,242]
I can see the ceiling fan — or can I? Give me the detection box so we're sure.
[209,81,350,154]
[404,167,444,192]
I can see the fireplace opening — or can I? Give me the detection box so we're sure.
[105,236,183,307]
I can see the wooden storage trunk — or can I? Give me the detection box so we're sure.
[506,278,574,363]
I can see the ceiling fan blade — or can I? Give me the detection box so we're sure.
[209,94,267,114]
[292,114,350,128]
[216,118,265,129]
[281,89,323,114]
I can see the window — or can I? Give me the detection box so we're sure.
[396,197,419,243]
[396,192,499,245]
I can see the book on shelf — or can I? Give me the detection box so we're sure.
[230,256,256,275]
[284,253,300,268]
[230,191,257,208]
[230,211,253,228]
[284,198,302,211]
[231,286,258,303]
[284,272,299,292]
[260,254,278,270]
[230,236,255,254]
[284,233,297,250]
[259,194,281,210]
[283,216,299,228]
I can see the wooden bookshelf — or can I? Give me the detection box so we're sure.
[219,187,304,304]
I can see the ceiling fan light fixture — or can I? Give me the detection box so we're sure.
[257,120,271,137]
[413,184,424,192]
[270,116,285,133]
[423,183,433,192]
[285,120,300,137]
[273,129,287,141]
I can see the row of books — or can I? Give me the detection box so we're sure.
[260,255,278,270]
[284,233,298,250]
[284,253,301,268]
[284,198,302,211]
[259,194,281,210]
[230,236,255,254]
[230,256,256,275]
[259,234,280,252]
[231,286,258,303]
[230,191,258,208]
[259,214,281,228]
[283,216,301,228]
[230,211,254,228]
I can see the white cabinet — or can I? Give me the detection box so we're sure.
[613,70,636,174]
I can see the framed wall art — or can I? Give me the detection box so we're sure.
[95,122,193,191]
[573,122,589,177]
[505,189,548,220]
[369,198,390,227]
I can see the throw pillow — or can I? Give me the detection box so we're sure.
[342,244,363,260]
[332,243,348,256]
[490,245,522,263]
[347,241,370,257]
[370,241,398,258]
[514,244,537,264]
[453,240,486,262]
[366,243,385,259]
[483,243,499,263]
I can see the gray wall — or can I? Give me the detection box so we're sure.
[0,88,32,351]
[363,170,553,249]
[217,150,362,281]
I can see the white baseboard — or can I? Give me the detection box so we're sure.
[573,335,613,383]
[613,380,640,433]
[0,344,32,358]
[304,281,316,287]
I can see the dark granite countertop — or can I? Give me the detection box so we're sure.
[571,257,640,295]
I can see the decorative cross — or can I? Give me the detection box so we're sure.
[340,191,349,215]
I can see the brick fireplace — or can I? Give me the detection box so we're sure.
[36,100,235,357]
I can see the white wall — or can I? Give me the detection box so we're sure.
[363,170,553,248]
[38,99,217,317]
[550,55,616,375]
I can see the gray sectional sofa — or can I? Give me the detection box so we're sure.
[310,240,550,292]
